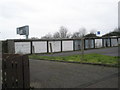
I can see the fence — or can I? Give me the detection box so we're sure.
[0,41,2,90]
[2,54,30,89]
[0,41,30,89]
[3,37,120,54]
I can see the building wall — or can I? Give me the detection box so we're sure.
[14,38,119,54]
[111,39,118,46]
[48,41,61,53]
[74,40,81,50]
[33,41,47,53]
[15,42,31,54]
[118,38,120,44]
[103,39,111,47]
[95,39,102,48]
[62,40,73,51]
[85,39,94,49]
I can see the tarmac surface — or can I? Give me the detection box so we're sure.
[0,47,119,88]
[30,59,119,88]
[30,47,119,88]
[39,47,119,57]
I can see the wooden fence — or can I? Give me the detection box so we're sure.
[2,54,30,89]
[1,41,30,89]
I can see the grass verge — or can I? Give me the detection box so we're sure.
[29,53,119,67]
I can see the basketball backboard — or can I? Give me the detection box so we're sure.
[17,25,29,35]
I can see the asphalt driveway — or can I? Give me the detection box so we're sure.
[30,47,119,88]
[0,47,119,88]
[30,59,119,88]
[40,47,119,57]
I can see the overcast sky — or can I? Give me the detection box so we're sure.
[0,0,119,39]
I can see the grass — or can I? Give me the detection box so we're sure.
[29,53,119,67]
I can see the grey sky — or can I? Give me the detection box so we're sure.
[0,0,119,39]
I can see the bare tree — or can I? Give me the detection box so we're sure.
[53,26,71,39]
[72,27,87,38]
[72,32,81,38]
[41,33,53,39]
[53,32,60,39]
[66,32,72,38]
[41,26,71,39]
[90,29,97,34]
[79,27,86,37]
[59,26,69,39]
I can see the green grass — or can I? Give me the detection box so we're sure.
[29,53,119,67]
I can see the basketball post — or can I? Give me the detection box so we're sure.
[26,35,28,39]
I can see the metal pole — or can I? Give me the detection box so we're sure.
[26,35,28,39]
